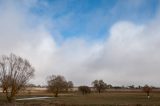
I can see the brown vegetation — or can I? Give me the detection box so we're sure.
[92,80,107,93]
[47,75,73,97]
[143,85,152,99]
[0,53,35,102]
[78,86,91,95]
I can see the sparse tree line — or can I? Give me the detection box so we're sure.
[0,54,153,102]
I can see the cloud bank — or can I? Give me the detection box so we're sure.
[0,1,160,86]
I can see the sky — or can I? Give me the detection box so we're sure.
[0,0,160,86]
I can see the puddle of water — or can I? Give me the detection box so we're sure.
[16,97,54,100]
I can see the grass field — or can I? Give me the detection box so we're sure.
[1,91,160,106]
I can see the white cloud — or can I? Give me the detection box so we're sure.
[0,0,160,87]
[0,1,56,85]
[98,20,160,86]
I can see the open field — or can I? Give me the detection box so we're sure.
[1,90,160,106]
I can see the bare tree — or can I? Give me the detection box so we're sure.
[0,53,35,102]
[66,81,73,91]
[143,85,152,99]
[128,85,135,89]
[47,75,70,97]
[78,86,91,95]
[107,84,112,89]
[92,80,107,93]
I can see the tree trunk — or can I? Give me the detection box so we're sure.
[54,90,58,97]
[6,90,15,103]
[147,92,150,99]
[98,89,101,93]
[7,96,15,103]
[55,92,58,97]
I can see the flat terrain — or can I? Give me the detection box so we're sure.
[1,91,160,106]
[50,92,160,105]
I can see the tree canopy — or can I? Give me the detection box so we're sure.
[0,53,35,102]
[92,80,107,93]
[78,86,91,95]
[47,75,73,97]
